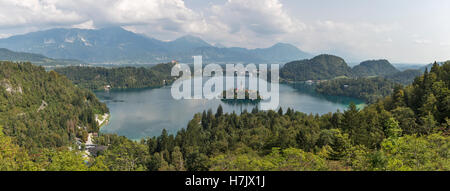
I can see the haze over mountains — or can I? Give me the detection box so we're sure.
[0,27,312,64]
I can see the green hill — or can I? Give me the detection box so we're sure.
[280,54,353,81]
[54,62,176,90]
[352,59,399,77]
[0,61,108,150]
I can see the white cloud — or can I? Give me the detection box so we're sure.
[72,20,95,30]
[0,0,205,33]
[0,0,84,29]
[210,0,304,35]
[0,33,11,39]
[281,20,399,61]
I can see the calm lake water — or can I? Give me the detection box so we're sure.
[95,80,364,140]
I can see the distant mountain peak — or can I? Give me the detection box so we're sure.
[172,35,211,47]
[214,42,226,48]
[99,26,126,31]
[97,26,135,34]
[271,42,295,48]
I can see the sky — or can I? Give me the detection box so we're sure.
[0,0,449,63]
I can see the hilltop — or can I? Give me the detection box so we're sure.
[352,59,399,77]
[280,54,353,81]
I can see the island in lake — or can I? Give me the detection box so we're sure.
[221,88,262,104]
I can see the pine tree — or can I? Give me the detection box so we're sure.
[216,104,223,117]
[278,107,283,115]
[171,146,185,171]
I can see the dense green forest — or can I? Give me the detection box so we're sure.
[315,77,399,103]
[313,68,426,103]
[0,62,108,150]
[87,62,449,171]
[384,69,424,85]
[54,62,176,90]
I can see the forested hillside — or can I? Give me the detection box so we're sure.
[90,62,449,171]
[384,69,424,85]
[315,77,398,103]
[280,54,353,81]
[0,62,108,150]
[54,62,176,90]
[352,59,399,77]
[279,55,424,103]
[280,56,421,84]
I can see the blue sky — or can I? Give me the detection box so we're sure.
[0,0,449,63]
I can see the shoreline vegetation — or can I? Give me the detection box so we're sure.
[54,62,177,91]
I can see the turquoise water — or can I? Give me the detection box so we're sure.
[95,81,364,140]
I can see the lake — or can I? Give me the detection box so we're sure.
[95,80,364,140]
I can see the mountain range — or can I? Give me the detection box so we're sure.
[0,27,312,64]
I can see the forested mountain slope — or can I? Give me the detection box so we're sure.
[315,77,398,103]
[280,54,353,81]
[0,62,108,150]
[352,59,399,77]
[384,69,423,85]
[54,62,176,90]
